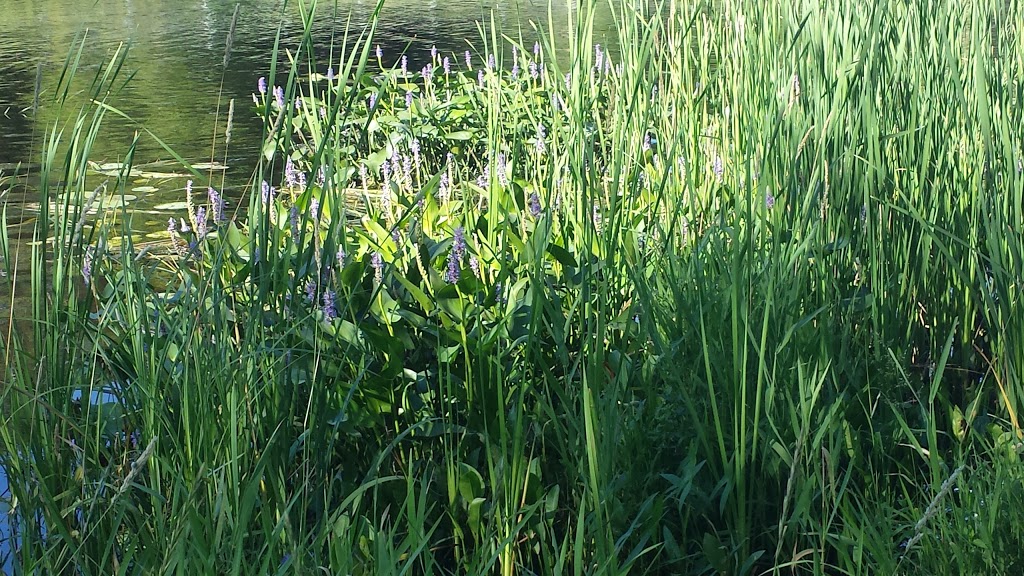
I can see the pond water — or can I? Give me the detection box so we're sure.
[0,0,617,215]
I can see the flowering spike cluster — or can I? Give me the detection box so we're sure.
[712,154,724,183]
[285,158,299,188]
[321,290,337,320]
[445,226,466,284]
[371,252,383,283]
[82,246,94,286]
[528,192,542,218]
[195,207,208,238]
[309,198,320,221]
[208,187,226,225]
[258,77,267,95]
[273,86,285,109]
[535,123,546,154]
[443,56,451,75]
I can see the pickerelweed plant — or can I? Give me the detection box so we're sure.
[2,0,1024,573]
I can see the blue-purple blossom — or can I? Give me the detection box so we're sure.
[309,198,320,221]
[535,123,546,154]
[422,65,432,82]
[290,205,300,238]
[392,228,401,245]
[327,67,334,82]
[712,154,724,182]
[405,91,413,109]
[533,41,541,57]
[195,207,208,238]
[305,280,316,303]
[528,192,542,217]
[208,187,226,225]
[529,61,538,79]
[443,56,451,75]
[464,51,472,69]
[258,77,267,95]
[643,132,652,152]
[564,73,571,91]
[478,69,485,87]
[336,248,346,266]
[371,252,383,283]
[375,45,382,59]
[285,158,298,187]
[401,55,408,76]
[446,229,465,285]
[594,45,604,73]
[368,92,377,110]
[469,255,480,278]
[316,166,326,187]
[167,217,176,235]
[273,86,285,109]
[487,53,495,70]
[765,192,776,210]
[431,45,438,60]
[511,46,519,78]
[321,290,336,320]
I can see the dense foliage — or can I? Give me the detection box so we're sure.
[1,0,1022,574]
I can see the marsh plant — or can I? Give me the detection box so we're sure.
[1,0,1023,574]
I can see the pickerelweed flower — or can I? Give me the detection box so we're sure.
[371,252,383,283]
[208,187,226,225]
[594,44,604,74]
[336,248,346,267]
[375,44,382,59]
[309,198,320,221]
[258,76,267,95]
[511,46,519,78]
[529,61,538,79]
[469,255,480,278]
[304,280,316,303]
[443,56,451,75]
[321,290,337,320]
[316,166,326,187]
[422,64,433,82]
[401,55,408,76]
[535,123,546,154]
[445,250,460,284]
[528,192,542,217]
[405,90,413,109]
[712,154,724,182]
[487,53,495,70]
[273,85,285,109]
[533,41,541,57]
[368,92,377,110]
[431,45,438,60]
[564,73,572,91]
[765,191,776,210]
[285,158,298,187]
[477,69,485,87]
[326,67,334,82]
[195,207,208,238]
[464,50,472,69]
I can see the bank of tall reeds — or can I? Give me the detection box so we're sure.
[1,0,1022,573]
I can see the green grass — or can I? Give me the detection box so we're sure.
[0,0,1022,573]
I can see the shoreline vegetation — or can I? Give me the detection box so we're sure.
[1,0,1022,573]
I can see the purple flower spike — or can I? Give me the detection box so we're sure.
[327,67,334,82]
[487,53,495,70]
[309,198,320,221]
[273,86,285,109]
[401,55,408,76]
[444,253,460,284]
[305,280,317,303]
[375,45,383,59]
[285,158,298,187]
[528,192,542,217]
[405,91,413,109]
[208,187,226,224]
[765,192,776,210]
[290,205,300,238]
[321,290,337,320]
[443,56,451,75]
[533,41,541,57]
[195,207,208,238]
[469,255,480,278]
[535,123,546,154]
[371,252,383,283]
[258,77,267,95]
[452,226,466,259]
[465,50,472,69]
[431,45,438,60]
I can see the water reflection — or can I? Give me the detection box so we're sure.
[0,0,616,183]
